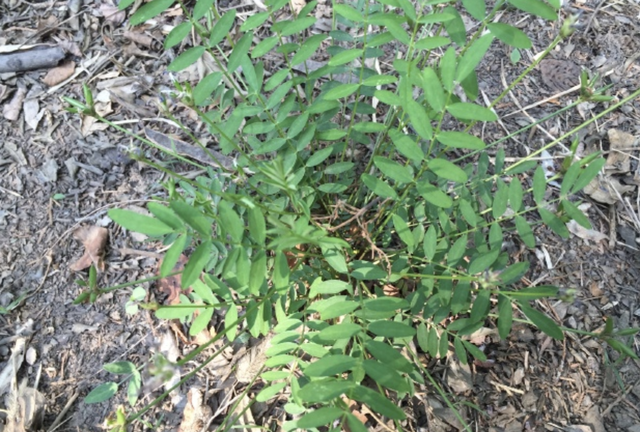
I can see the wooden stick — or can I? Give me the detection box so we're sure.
[0,46,65,73]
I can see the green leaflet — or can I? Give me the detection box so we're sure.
[519,301,564,340]
[361,173,398,199]
[373,156,414,183]
[461,0,485,20]
[436,131,486,150]
[447,102,497,121]
[428,158,468,183]
[165,22,192,49]
[305,354,359,377]
[508,0,558,21]
[297,407,345,428]
[422,67,445,112]
[108,208,174,236]
[334,3,364,22]
[209,9,236,46]
[129,0,175,25]
[487,23,532,49]
[456,34,494,83]
[84,382,118,404]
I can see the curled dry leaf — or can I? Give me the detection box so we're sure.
[23,98,41,130]
[123,30,158,49]
[236,335,273,384]
[156,254,189,305]
[42,60,76,87]
[69,226,108,271]
[463,326,497,345]
[583,175,635,204]
[342,396,369,426]
[290,0,306,14]
[3,86,26,121]
[5,381,46,432]
[177,388,212,432]
[446,356,473,393]
[80,100,112,136]
[566,220,608,242]
[99,3,126,25]
[605,128,637,174]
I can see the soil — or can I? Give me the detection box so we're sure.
[1,0,640,431]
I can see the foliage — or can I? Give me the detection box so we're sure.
[65,0,640,429]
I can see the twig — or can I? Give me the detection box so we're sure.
[118,247,164,260]
[0,185,23,198]
[327,197,382,232]
[584,0,608,35]
[500,61,570,153]
[502,84,581,118]
[47,391,79,432]
[601,384,634,417]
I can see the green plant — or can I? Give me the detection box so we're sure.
[65,0,640,429]
[85,361,142,406]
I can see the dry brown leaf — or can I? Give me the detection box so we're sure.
[157,254,189,305]
[37,14,58,32]
[236,336,272,384]
[23,99,41,130]
[589,281,604,297]
[80,100,111,136]
[462,326,497,345]
[3,86,26,121]
[99,3,126,25]
[177,388,212,432]
[3,141,27,165]
[284,244,305,268]
[382,283,400,297]
[342,396,368,429]
[583,175,635,204]
[42,60,75,86]
[446,356,473,393]
[228,395,258,431]
[192,326,213,346]
[5,381,45,432]
[69,226,108,271]
[123,30,157,49]
[290,0,306,15]
[605,128,637,174]
[53,38,83,57]
[566,220,608,242]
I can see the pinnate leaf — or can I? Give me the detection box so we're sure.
[487,23,532,48]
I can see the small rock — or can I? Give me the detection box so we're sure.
[25,346,37,365]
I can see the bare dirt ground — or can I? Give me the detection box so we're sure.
[1,0,640,431]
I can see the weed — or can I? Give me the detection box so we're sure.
[65,0,640,429]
